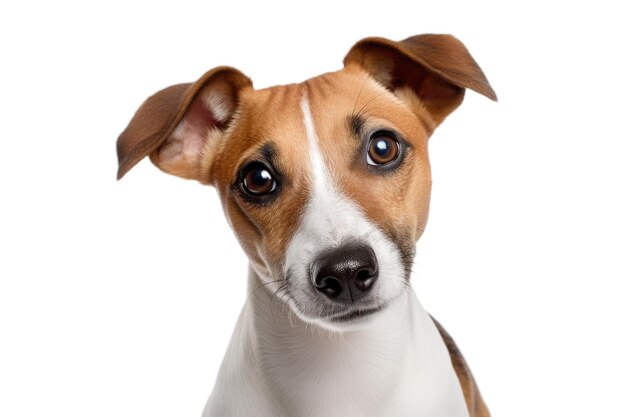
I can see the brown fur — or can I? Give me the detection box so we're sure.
[116,34,497,413]
[434,319,491,417]
[210,84,313,274]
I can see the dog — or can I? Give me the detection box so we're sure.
[117,34,496,417]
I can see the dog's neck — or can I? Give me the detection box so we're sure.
[203,268,470,417]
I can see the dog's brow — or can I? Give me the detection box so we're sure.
[239,141,279,167]
[260,142,278,165]
[348,115,366,138]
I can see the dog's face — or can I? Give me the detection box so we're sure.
[117,35,496,330]
[213,69,432,328]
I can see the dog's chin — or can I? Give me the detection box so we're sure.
[291,301,392,332]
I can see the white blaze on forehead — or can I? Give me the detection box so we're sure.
[298,95,351,249]
[284,96,406,324]
[300,95,328,191]
[297,95,360,248]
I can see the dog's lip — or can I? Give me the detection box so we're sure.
[326,304,385,322]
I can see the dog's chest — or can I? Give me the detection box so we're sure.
[204,291,470,417]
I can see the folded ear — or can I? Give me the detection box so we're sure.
[116,66,252,181]
[344,34,497,129]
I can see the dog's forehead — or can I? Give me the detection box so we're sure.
[220,68,426,173]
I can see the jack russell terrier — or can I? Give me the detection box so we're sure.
[117,34,497,417]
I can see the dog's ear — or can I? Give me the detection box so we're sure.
[116,66,252,182]
[344,34,497,129]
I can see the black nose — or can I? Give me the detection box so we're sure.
[311,244,378,303]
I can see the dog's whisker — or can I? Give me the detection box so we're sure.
[351,76,369,118]
[248,279,285,297]
[354,90,388,120]
[268,282,288,322]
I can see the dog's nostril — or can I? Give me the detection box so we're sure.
[356,267,375,281]
[311,244,379,303]
[354,268,376,292]
[315,276,343,299]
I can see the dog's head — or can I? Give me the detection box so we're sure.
[117,34,496,331]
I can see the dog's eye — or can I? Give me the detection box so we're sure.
[241,163,277,196]
[367,133,400,166]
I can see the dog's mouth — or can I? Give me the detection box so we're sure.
[324,304,386,322]
[284,282,390,326]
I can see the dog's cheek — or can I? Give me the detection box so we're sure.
[259,194,308,270]
[405,165,432,243]
[219,188,308,282]
[382,149,432,245]
[220,196,271,276]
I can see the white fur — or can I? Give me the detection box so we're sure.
[202,96,470,417]
[203,272,471,417]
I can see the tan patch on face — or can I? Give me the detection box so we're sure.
[305,67,433,248]
[207,84,313,278]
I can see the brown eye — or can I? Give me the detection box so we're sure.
[241,163,277,196]
[367,134,400,166]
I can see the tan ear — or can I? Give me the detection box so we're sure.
[116,66,252,181]
[344,34,497,128]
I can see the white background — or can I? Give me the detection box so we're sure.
[1,1,625,416]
